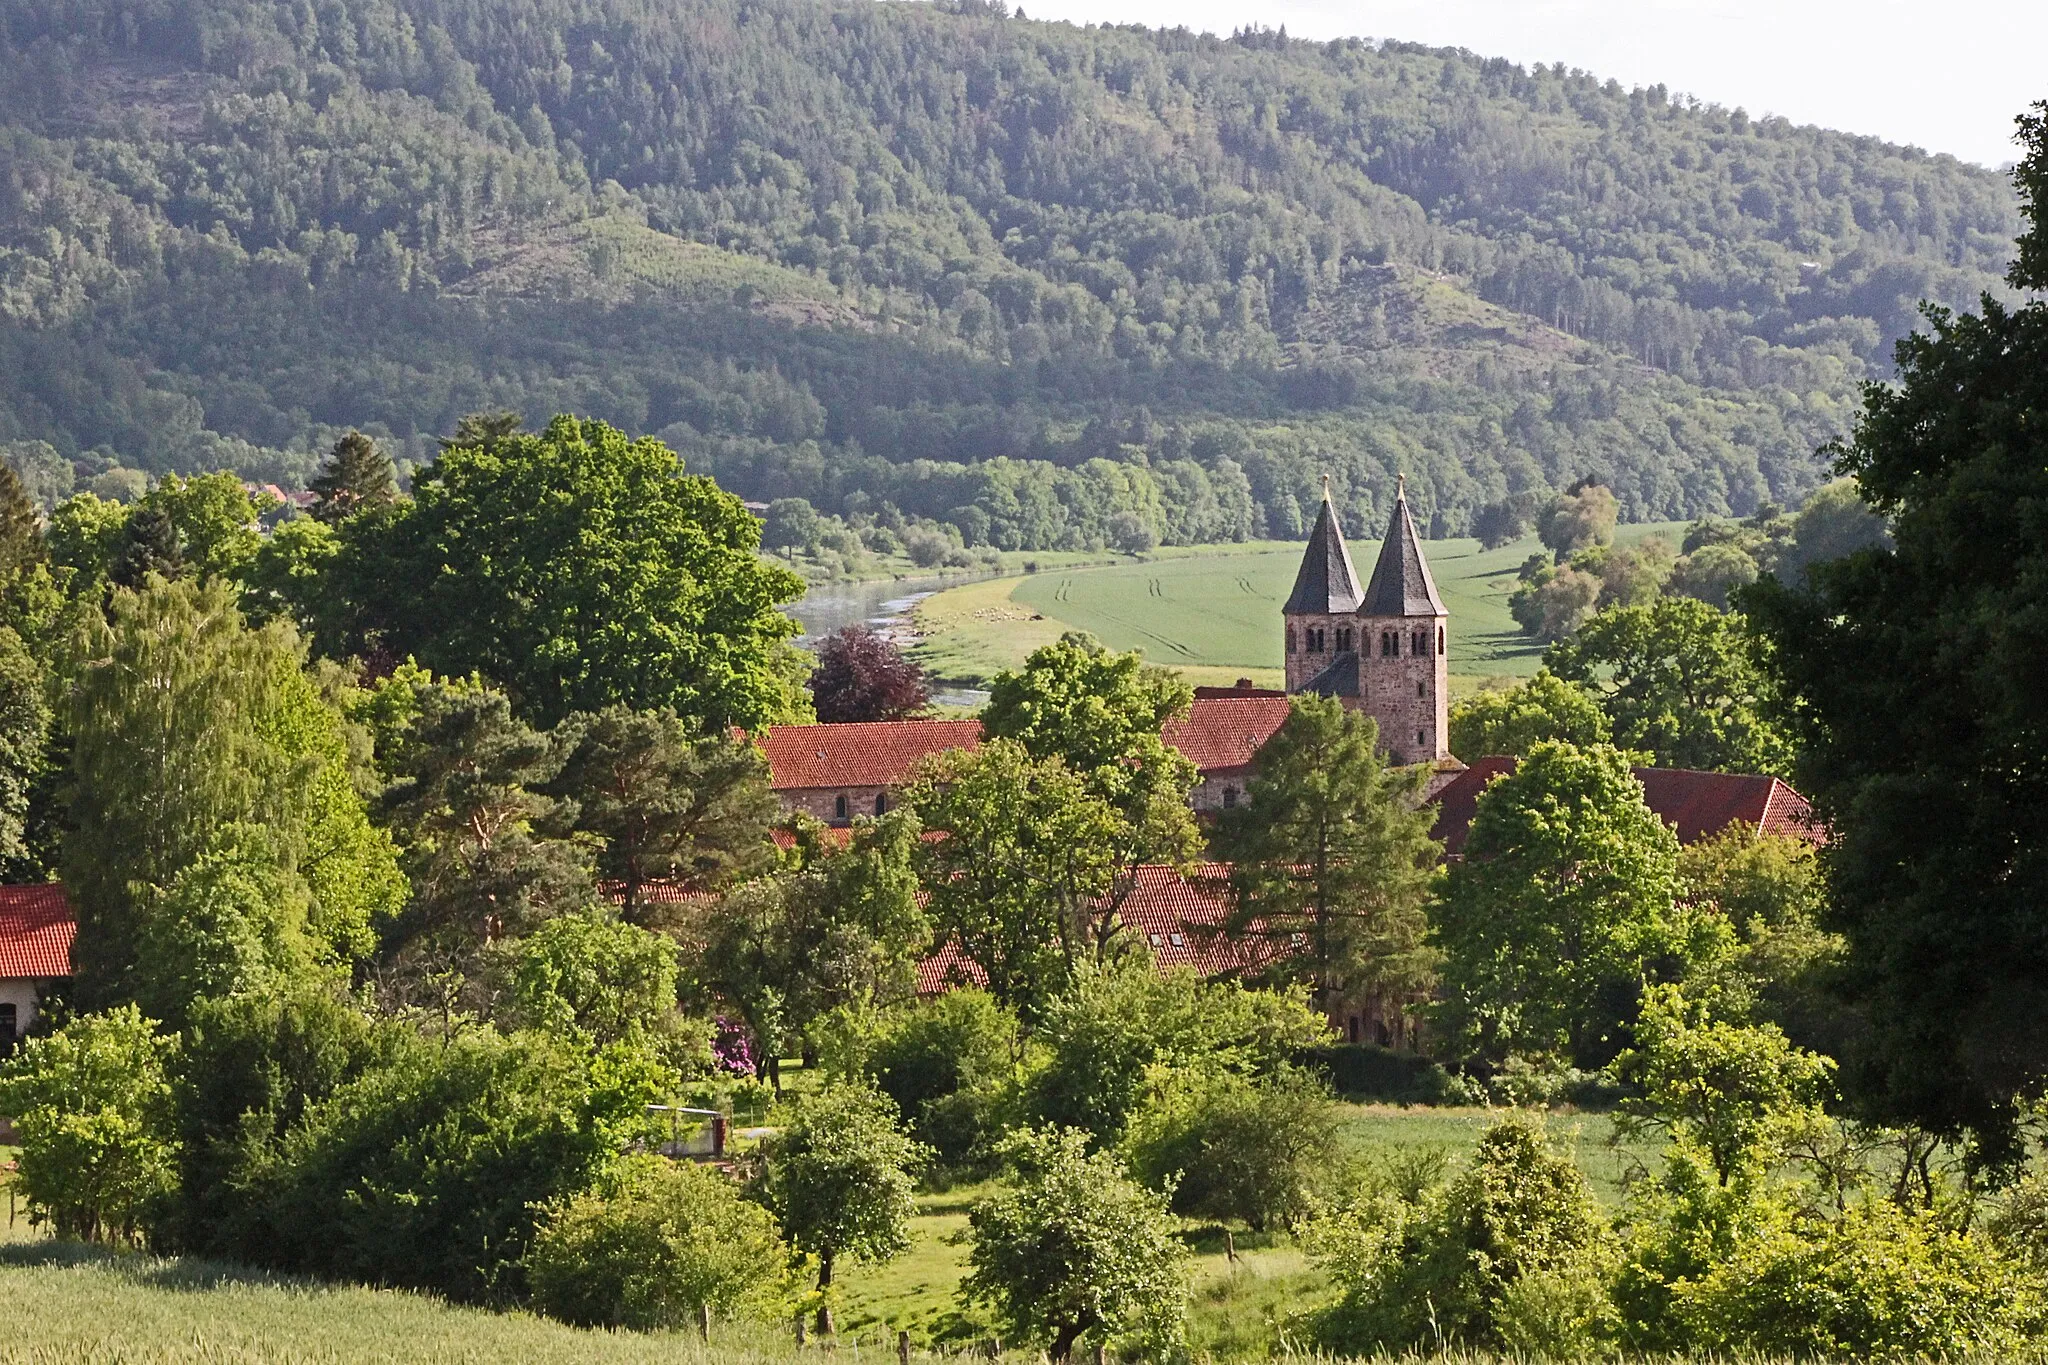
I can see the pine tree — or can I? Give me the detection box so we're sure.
[107,503,181,590]
[308,431,399,525]
[1209,693,1441,1022]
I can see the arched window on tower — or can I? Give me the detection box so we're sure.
[1438,626,1446,654]
[1336,627,1353,653]
[1285,626,1296,654]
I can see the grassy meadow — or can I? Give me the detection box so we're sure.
[907,526,1690,690]
[0,1105,1662,1365]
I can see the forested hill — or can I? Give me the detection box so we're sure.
[0,0,2025,545]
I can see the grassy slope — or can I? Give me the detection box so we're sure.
[908,526,1689,688]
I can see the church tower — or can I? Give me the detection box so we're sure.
[1282,477,1449,766]
[1281,479,1365,693]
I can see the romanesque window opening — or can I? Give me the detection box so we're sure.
[833,794,848,820]
[874,792,888,815]
[1285,627,1296,654]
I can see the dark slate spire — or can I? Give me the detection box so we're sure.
[1361,476,1447,617]
[1282,475,1364,614]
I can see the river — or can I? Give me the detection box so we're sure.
[789,573,994,709]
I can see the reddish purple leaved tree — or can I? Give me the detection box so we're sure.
[808,625,930,722]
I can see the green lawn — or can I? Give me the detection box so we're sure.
[910,525,1689,689]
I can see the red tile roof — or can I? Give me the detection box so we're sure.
[1164,697,1293,776]
[913,862,1275,995]
[0,884,74,979]
[1429,757,1820,857]
[755,697,1294,792]
[755,719,984,791]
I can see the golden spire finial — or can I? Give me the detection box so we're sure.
[1397,471,1407,499]
[1320,471,1332,500]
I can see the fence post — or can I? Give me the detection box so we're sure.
[797,1314,808,1347]
[897,1330,910,1365]
[699,1302,711,1341]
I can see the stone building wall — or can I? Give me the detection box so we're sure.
[1358,614,1449,765]
[1283,612,1362,691]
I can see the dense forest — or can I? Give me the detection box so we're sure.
[0,0,2025,545]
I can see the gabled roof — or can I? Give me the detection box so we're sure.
[1162,697,1292,774]
[0,884,75,979]
[1282,495,1364,615]
[756,699,1294,791]
[1429,757,1820,856]
[1360,485,1447,617]
[755,719,983,790]
[1297,651,1361,699]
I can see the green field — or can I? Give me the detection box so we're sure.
[909,526,1689,689]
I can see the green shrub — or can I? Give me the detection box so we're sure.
[528,1155,794,1330]
[1306,1113,1613,1354]
[1674,1199,2042,1357]
[858,989,1016,1164]
[1023,960,1325,1146]
[1123,1067,1338,1232]
[158,986,386,1256]
[0,1005,178,1245]
[1299,1042,1460,1104]
[221,1025,666,1302]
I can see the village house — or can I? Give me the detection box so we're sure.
[0,884,74,1055]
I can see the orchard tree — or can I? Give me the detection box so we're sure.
[904,740,1124,1024]
[1210,694,1441,1016]
[1449,670,1611,761]
[350,415,810,729]
[1433,741,1704,1067]
[550,706,778,920]
[965,1127,1191,1362]
[807,625,929,723]
[753,1084,925,1335]
[1547,597,1793,778]
[1743,104,2048,1162]
[309,431,401,525]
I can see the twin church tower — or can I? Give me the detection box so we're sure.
[1280,477,1448,767]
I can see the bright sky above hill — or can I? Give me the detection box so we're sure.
[1013,0,2045,168]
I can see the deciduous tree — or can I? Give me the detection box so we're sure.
[351,415,810,730]
[965,1127,1191,1362]
[1547,597,1793,778]
[1744,104,2048,1162]
[807,625,929,723]
[753,1084,925,1335]
[1449,670,1610,762]
[1432,741,1704,1067]
[904,740,1123,1025]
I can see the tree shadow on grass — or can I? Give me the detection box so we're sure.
[0,1237,338,1297]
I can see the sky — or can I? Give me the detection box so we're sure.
[1013,0,2045,168]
